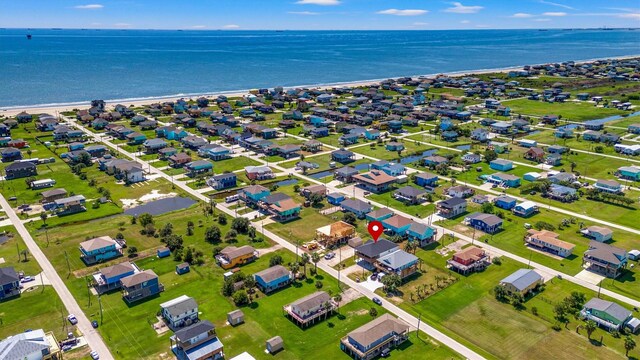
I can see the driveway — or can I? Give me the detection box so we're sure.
[574,269,606,285]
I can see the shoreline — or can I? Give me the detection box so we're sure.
[2,53,639,117]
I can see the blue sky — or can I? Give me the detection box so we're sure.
[1,0,639,30]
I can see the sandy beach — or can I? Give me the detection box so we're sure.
[2,54,638,117]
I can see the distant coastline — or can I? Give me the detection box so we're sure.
[1,54,639,116]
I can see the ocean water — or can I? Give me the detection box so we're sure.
[1,28,639,108]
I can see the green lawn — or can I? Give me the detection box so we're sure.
[505,99,627,121]
[367,184,437,219]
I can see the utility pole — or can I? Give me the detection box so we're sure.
[99,295,103,324]
[64,251,71,276]
[86,276,92,307]
[417,313,422,339]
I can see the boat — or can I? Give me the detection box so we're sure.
[26,34,32,40]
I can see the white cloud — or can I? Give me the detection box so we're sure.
[538,0,575,10]
[191,25,207,29]
[619,13,640,19]
[534,18,552,22]
[75,4,103,10]
[288,11,320,15]
[223,24,240,29]
[511,13,533,18]
[543,12,567,16]
[412,22,429,26]
[460,20,471,24]
[114,23,131,27]
[445,2,483,14]
[296,0,340,5]
[377,9,428,16]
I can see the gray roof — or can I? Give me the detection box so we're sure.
[377,250,418,270]
[347,314,409,348]
[174,320,215,342]
[335,166,358,176]
[394,186,426,197]
[355,239,398,258]
[120,270,158,288]
[366,207,394,218]
[0,329,51,360]
[340,198,372,212]
[264,193,291,205]
[467,212,503,226]
[161,295,198,317]
[254,265,290,283]
[290,291,332,313]
[0,267,19,285]
[99,261,134,279]
[266,336,283,348]
[439,197,466,208]
[584,241,627,265]
[583,298,631,323]
[500,269,543,291]
[227,309,244,321]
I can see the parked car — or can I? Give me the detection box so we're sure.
[91,320,99,328]
[20,276,35,283]
[67,314,78,325]
[370,273,378,281]
[90,350,100,360]
[381,348,391,357]
[372,297,382,306]
[324,252,335,260]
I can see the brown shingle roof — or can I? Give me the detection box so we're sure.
[347,314,409,348]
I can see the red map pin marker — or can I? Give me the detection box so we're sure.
[368,221,384,242]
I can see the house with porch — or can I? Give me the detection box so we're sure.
[268,198,301,222]
[375,249,419,279]
[524,147,545,162]
[334,166,359,183]
[0,329,61,360]
[447,246,490,275]
[581,226,613,243]
[513,201,538,217]
[437,197,467,218]
[168,153,192,168]
[0,267,20,300]
[160,295,199,329]
[352,171,396,193]
[354,239,399,268]
[331,149,356,163]
[340,314,409,360]
[185,160,213,177]
[525,229,575,258]
[580,298,633,332]
[616,166,640,181]
[392,186,426,205]
[414,172,438,188]
[582,241,628,278]
[79,236,122,265]
[254,265,292,294]
[206,173,237,190]
[464,212,503,234]
[499,269,543,296]
[489,159,513,172]
[406,222,436,246]
[240,185,270,205]
[215,245,258,270]
[121,269,163,304]
[170,320,224,360]
[245,165,274,180]
[365,208,394,223]
[143,138,168,153]
[92,261,135,294]
[488,172,521,187]
[381,215,413,237]
[284,291,336,328]
[340,199,373,219]
[4,162,37,179]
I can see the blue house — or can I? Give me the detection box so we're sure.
[241,185,271,205]
[365,129,381,140]
[185,160,213,177]
[388,120,403,133]
[68,142,85,151]
[382,215,413,236]
[121,270,163,303]
[583,130,601,142]
[176,263,190,275]
[406,222,436,246]
[554,128,574,138]
[628,124,640,134]
[465,212,503,234]
[157,126,188,140]
[1,148,21,162]
[339,133,359,146]
[340,199,373,219]
[327,192,345,206]
[494,195,517,210]
[93,262,136,294]
[157,247,171,258]
[415,172,438,188]
[79,236,122,265]
[0,267,20,300]
[547,145,568,154]
[489,159,513,172]
[440,118,454,131]
[331,149,355,163]
[310,127,329,138]
[488,172,521,187]
[442,131,459,142]
[471,128,489,142]
[455,111,472,121]
[385,142,404,152]
[206,173,237,190]
[204,146,231,161]
[617,166,640,181]
[513,201,538,217]
[340,314,409,360]
[261,128,277,139]
[254,265,292,294]
[366,208,394,222]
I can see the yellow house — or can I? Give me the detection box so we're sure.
[216,245,258,269]
[315,221,356,248]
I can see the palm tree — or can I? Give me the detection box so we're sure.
[40,212,48,226]
[625,336,636,357]
[311,252,320,274]
[584,320,597,340]
[334,294,342,314]
[300,253,310,278]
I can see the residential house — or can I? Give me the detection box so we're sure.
[143,138,168,154]
[40,188,68,203]
[554,128,574,139]
[519,139,537,148]
[461,153,482,164]
[245,165,274,180]
[437,198,467,218]
[268,197,301,222]
[215,245,258,270]
[628,124,640,135]
[547,145,568,154]
[334,166,359,183]
[494,195,517,210]
[168,153,192,168]
[547,184,577,202]
[352,171,396,193]
[1,147,21,162]
[284,291,336,328]
[340,199,373,219]
[340,314,409,360]
[170,320,224,360]
[0,267,20,300]
[79,236,122,265]
[0,329,61,360]
[447,185,474,198]
[381,215,413,237]
[354,239,399,268]
[89,256,134,292]
[4,162,37,179]
[581,226,613,242]
[327,192,346,206]
[546,153,562,166]
[375,249,419,279]
[499,269,543,296]
[513,201,538,217]
[385,142,404,152]
[489,159,513,172]
[158,147,178,159]
[447,246,489,275]
[616,166,640,181]
[406,222,436,246]
[524,230,575,258]
[423,155,448,167]
[582,241,628,278]
[464,212,503,234]
[302,139,323,153]
[160,295,199,329]
[240,185,271,205]
[182,135,208,149]
[331,149,356,163]
[524,147,545,162]
[580,298,633,331]
[471,128,489,142]
[254,265,292,294]
[414,172,438,188]
[121,270,163,303]
[488,173,521,187]
[365,208,394,223]
[300,184,326,199]
[392,186,426,205]
[184,160,213,177]
[206,173,237,190]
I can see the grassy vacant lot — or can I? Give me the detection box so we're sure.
[367,184,437,219]
[399,248,638,359]
[506,99,628,121]
[351,141,435,162]
[279,153,370,172]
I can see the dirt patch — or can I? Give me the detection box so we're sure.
[153,316,170,335]
[347,309,369,316]
[337,287,363,307]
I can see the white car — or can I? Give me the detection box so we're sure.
[90,350,99,360]
[67,314,78,325]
